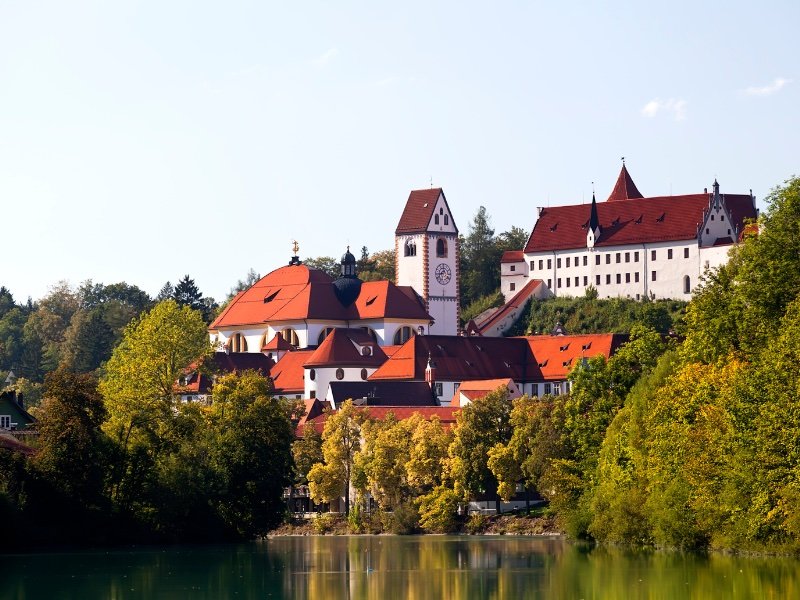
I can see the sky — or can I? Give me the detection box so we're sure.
[1,1,797,303]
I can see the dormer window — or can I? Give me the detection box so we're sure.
[263,290,279,303]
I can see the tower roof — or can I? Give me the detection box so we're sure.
[607,164,644,202]
[396,188,457,234]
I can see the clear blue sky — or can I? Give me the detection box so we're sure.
[2,1,797,303]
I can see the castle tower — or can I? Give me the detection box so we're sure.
[395,188,460,335]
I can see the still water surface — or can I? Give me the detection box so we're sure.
[2,535,798,599]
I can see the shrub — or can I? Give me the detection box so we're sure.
[465,513,490,534]
[312,513,336,534]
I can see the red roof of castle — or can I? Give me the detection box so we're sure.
[525,192,756,252]
[209,264,430,329]
[305,328,388,368]
[501,250,524,263]
[304,405,460,433]
[525,333,626,381]
[262,334,295,351]
[607,164,644,202]
[473,279,544,335]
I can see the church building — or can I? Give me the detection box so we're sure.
[500,164,758,301]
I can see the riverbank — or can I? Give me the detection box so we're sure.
[268,512,562,537]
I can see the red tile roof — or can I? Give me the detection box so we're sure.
[209,264,431,329]
[525,333,626,381]
[473,279,543,334]
[370,333,626,384]
[451,378,517,407]
[270,350,313,394]
[607,164,644,201]
[395,188,458,234]
[501,250,524,263]
[263,334,294,351]
[525,192,756,252]
[305,328,388,368]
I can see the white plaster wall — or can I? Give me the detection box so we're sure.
[500,260,527,302]
[309,366,376,406]
[396,233,426,293]
[427,193,458,234]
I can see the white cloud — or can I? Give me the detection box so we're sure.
[744,77,791,97]
[311,48,339,67]
[641,98,687,121]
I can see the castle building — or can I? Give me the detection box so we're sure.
[500,165,758,301]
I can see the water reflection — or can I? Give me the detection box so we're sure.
[1,536,798,599]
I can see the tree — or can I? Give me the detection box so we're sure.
[209,371,295,536]
[100,300,211,506]
[448,387,514,513]
[406,415,451,494]
[303,256,339,279]
[460,207,497,306]
[354,414,414,509]
[156,281,174,302]
[34,369,110,509]
[308,400,364,514]
[293,425,323,485]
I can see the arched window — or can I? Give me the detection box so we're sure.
[444,214,449,226]
[309,369,316,381]
[436,238,448,258]
[393,326,414,345]
[404,239,417,257]
[280,328,299,347]
[434,214,440,225]
[230,333,247,352]
[318,327,335,345]
[360,327,378,342]
[684,275,691,294]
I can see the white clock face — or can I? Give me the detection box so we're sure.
[435,263,452,285]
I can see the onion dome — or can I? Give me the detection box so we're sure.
[333,246,362,306]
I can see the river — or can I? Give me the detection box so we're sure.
[1,535,797,599]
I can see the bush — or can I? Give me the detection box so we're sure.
[381,503,420,535]
[418,486,460,533]
[347,503,364,533]
[312,513,336,534]
[465,513,490,534]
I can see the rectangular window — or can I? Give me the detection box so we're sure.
[616,253,621,263]
[583,276,588,286]
[625,252,630,263]
[531,384,538,397]
[435,382,443,396]
[684,247,689,258]
[583,256,587,266]
[547,279,552,288]
[557,258,562,268]
[635,272,640,283]
[721,215,725,222]
[635,251,639,262]
[625,273,630,283]
[510,264,516,272]
[547,259,552,269]
[595,254,600,265]
[509,282,516,291]
[557,278,562,288]
[553,383,562,395]
[566,278,570,287]
[606,274,611,284]
[616,274,621,284]
[544,383,552,395]
[596,274,601,285]
[652,271,657,281]
[566,257,570,268]
[0,415,10,429]
[668,249,673,259]
[575,276,579,286]
[530,261,534,270]
[651,250,656,261]
[539,259,544,269]
[606,254,611,264]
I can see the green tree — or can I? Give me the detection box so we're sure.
[448,387,514,513]
[209,371,295,537]
[406,414,451,494]
[303,256,340,278]
[460,206,497,306]
[308,400,364,514]
[100,300,211,507]
[227,268,261,301]
[292,424,323,485]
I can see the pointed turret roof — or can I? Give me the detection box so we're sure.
[589,193,600,232]
[607,164,644,202]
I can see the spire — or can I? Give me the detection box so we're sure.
[589,193,600,232]
[607,163,644,202]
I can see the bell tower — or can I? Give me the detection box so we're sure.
[395,188,460,335]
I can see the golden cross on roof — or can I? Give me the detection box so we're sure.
[292,240,299,255]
